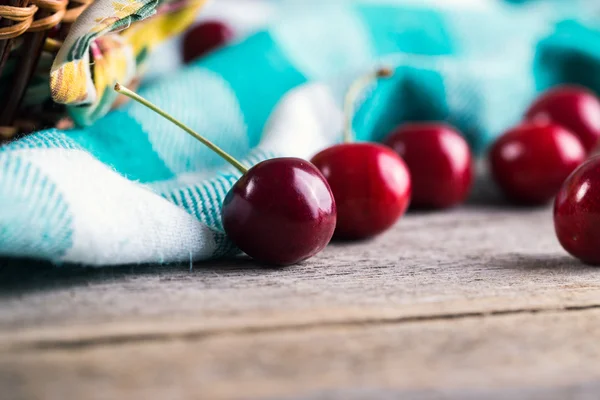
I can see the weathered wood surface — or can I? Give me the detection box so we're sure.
[4,309,600,400]
[2,185,600,399]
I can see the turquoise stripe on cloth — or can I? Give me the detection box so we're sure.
[1,0,600,266]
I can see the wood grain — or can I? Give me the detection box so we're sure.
[2,198,600,399]
[2,207,599,339]
[3,309,600,400]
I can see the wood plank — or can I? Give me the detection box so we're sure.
[3,308,600,400]
[2,206,600,344]
[3,183,600,398]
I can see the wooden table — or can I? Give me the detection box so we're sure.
[2,185,600,399]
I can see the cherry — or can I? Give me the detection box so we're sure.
[114,84,336,266]
[182,21,234,63]
[554,155,600,265]
[222,158,336,265]
[525,86,600,153]
[489,122,586,205]
[384,123,473,209]
[311,68,411,240]
[311,143,410,240]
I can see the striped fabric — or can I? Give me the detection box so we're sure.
[1,0,599,265]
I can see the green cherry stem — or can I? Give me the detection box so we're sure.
[114,83,248,175]
[343,66,394,143]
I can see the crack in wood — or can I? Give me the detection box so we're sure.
[6,302,600,353]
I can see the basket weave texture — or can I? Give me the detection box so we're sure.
[0,0,205,141]
[0,0,95,140]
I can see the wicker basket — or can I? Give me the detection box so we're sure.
[0,0,93,141]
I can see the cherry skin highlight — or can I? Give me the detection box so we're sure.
[222,158,337,265]
[182,21,234,63]
[525,86,600,153]
[384,123,473,209]
[489,122,586,205]
[311,143,411,240]
[554,156,600,265]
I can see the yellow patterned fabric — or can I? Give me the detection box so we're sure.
[49,0,207,126]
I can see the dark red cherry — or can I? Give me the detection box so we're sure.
[554,155,600,265]
[114,84,336,266]
[309,67,410,240]
[222,158,336,265]
[311,143,411,240]
[384,123,473,209]
[525,86,600,153]
[489,122,586,205]
[182,21,234,63]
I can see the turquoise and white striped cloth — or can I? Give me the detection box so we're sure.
[1,0,600,266]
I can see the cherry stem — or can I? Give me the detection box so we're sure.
[343,67,394,143]
[114,83,248,175]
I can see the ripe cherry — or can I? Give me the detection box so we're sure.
[182,21,234,63]
[525,86,600,153]
[384,123,473,209]
[554,155,600,265]
[114,84,336,266]
[222,158,336,265]
[311,68,411,240]
[489,122,586,205]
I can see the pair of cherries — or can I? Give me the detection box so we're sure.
[311,68,473,240]
[115,66,473,265]
[489,86,600,205]
[487,86,600,265]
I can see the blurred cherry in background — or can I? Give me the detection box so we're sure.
[183,21,234,63]
[525,86,600,154]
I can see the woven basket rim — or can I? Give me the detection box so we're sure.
[0,0,93,39]
[0,0,96,140]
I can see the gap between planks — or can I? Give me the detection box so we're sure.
[4,288,600,354]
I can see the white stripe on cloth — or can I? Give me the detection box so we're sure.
[20,149,218,265]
